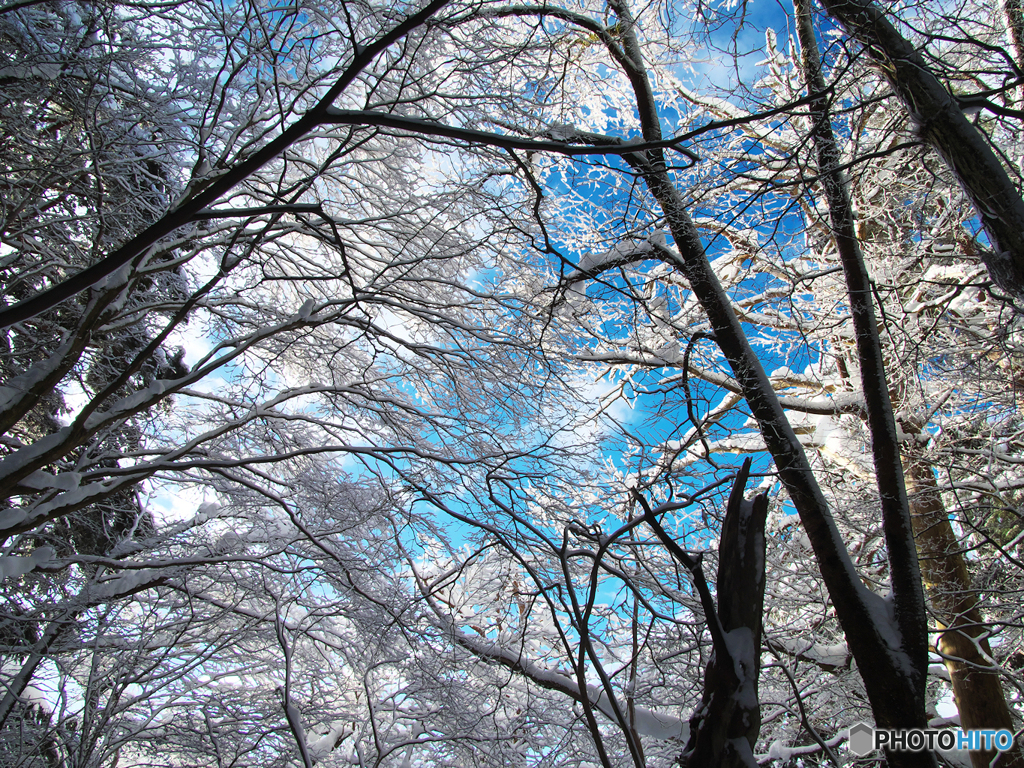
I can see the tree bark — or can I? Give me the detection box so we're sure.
[1003,0,1024,73]
[795,5,1022,762]
[628,146,936,767]
[904,459,1024,768]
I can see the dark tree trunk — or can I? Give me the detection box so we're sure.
[794,0,928,708]
[678,459,769,768]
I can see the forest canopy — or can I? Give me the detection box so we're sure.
[1,0,1023,766]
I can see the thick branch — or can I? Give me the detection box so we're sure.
[674,459,768,768]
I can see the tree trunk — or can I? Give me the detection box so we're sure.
[584,2,938,762]
[904,459,1024,768]
[793,0,928,713]
[791,3,1022,762]
[678,459,768,768]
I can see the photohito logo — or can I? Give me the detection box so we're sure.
[847,723,1015,755]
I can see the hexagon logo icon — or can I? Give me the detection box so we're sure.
[849,722,874,756]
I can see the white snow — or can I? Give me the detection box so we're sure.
[89,569,166,601]
[546,122,579,141]
[771,636,849,669]
[759,732,846,763]
[0,509,27,531]
[574,240,652,275]
[723,627,758,709]
[862,591,914,678]
[0,339,75,415]
[83,379,172,431]
[452,629,689,743]
[0,547,54,581]
[308,721,347,760]
[195,501,222,522]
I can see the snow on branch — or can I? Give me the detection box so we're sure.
[450,628,689,743]
[767,637,851,673]
[0,546,53,582]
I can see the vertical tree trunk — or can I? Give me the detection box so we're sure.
[793,0,927,691]
[677,459,769,768]
[794,3,1022,761]
[904,459,1024,768]
[790,3,941,764]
